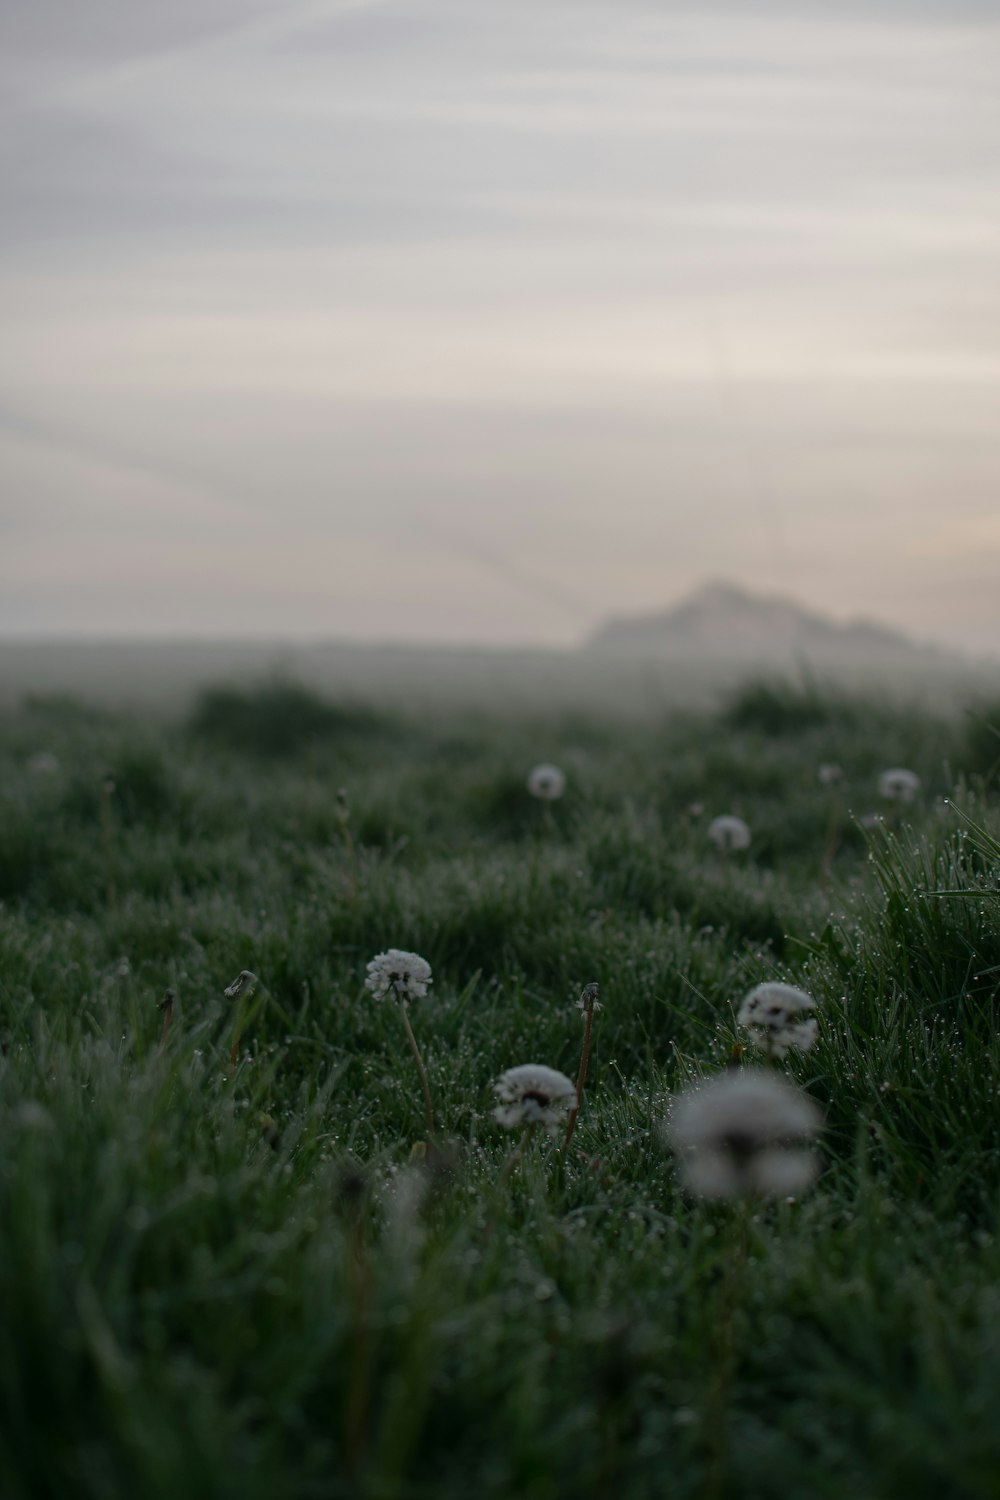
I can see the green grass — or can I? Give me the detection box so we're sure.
[1,679,998,1499]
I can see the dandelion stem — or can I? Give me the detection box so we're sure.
[222,971,270,1072]
[820,791,844,881]
[500,1122,539,1184]
[99,777,117,908]
[398,1000,435,1136]
[563,983,599,1153]
[158,990,174,1048]
[703,1201,751,1500]
[336,789,360,903]
[342,1185,374,1478]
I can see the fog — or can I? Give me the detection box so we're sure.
[2,2,999,656]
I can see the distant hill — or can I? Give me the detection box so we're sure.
[0,584,994,718]
[585,581,956,668]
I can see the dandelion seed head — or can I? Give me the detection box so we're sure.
[818,763,843,787]
[878,767,920,803]
[666,1069,822,1199]
[707,814,751,852]
[365,949,432,1003]
[383,1164,430,1248]
[27,750,60,775]
[738,981,819,1056]
[527,763,566,801]
[13,1100,54,1131]
[683,1144,819,1198]
[493,1063,577,1132]
[334,1163,369,1215]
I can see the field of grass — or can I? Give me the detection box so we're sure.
[2,678,1000,1499]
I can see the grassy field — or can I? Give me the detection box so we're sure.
[2,678,1000,1499]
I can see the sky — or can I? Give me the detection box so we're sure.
[1,0,999,653]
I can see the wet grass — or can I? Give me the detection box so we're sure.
[1,680,998,1499]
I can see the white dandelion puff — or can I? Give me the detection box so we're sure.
[737,981,819,1058]
[382,1165,430,1252]
[13,1100,55,1131]
[366,951,435,1131]
[707,815,751,852]
[818,763,843,787]
[493,1063,577,1133]
[27,751,60,775]
[771,1017,818,1057]
[666,1069,822,1199]
[365,950,433,1004]
[878,767,920,803]
[527,763,566,801]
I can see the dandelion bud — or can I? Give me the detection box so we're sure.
[224,970,258,1001]
[576,981,601,1013]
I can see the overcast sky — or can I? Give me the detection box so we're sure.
[2,0,999,651]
